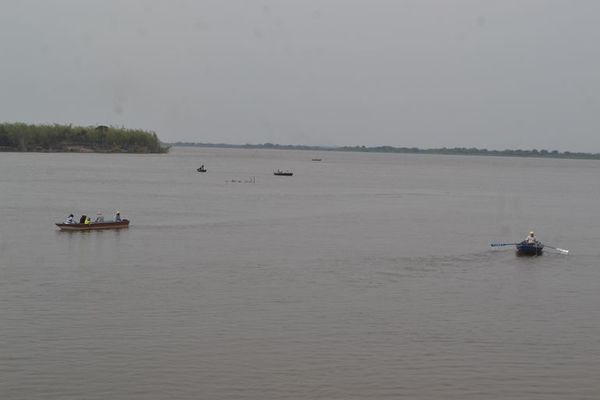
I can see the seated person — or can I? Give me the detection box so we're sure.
[526,231,537,243]
[65,214,75,224]
[80,215,87,224]
[115,211,122,222]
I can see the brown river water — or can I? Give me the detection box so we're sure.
[1,147,600,399]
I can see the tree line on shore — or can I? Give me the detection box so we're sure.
[173,142,600,160]
[0,122,169,153]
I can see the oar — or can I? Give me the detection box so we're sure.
[490,243,518,247]
[543,245,569,254]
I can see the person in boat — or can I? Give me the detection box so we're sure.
[65,214,75,224]
[115,211,122,222]
[95,212,104,223]
[84,216,91,225]
[79,215,87,224]
[526,231,537,244]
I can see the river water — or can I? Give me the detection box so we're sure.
[1,147,600,399]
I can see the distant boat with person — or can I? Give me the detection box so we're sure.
[197,165,207,173]
[490,231,568,256]
[56,220,129,231]
[56,212,129,231]
[274,170,293,176]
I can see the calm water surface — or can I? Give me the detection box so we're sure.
[1,147,600,399]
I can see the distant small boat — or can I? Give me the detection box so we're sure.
[516,241,544,256]
[311,158,322,162]
[274,170,293,176]
[197,167,207,173]
[56,220,130,231]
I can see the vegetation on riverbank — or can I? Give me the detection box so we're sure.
[0,123,169,153]
[173,142,600,160]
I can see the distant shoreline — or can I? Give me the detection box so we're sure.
[172,142,600,160]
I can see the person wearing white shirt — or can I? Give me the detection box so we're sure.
[526,231,537,243]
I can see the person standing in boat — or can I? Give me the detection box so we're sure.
[115,211,122,222]
[526,231,537,243]
[65,214,75,224]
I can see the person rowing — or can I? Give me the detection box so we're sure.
[490,234,568,254]
[526,231,537,244]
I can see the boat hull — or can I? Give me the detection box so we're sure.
[274,172,293,176]
[516,241,544,256]
[56,220,130,231]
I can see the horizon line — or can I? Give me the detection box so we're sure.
[169,142,600,159]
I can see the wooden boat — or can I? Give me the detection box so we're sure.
[274,170,293,176]
[311,158,322,161]
[56,220,130,231]
[516,240,544,256]
[197,167,207,173]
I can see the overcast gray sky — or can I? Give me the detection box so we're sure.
[1,0,600,151]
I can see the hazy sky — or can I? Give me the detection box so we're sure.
[1,0,600,151]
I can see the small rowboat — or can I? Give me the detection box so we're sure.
[491,240,567,255]
[197,167,207,173]
[516,240,544,256]
[56,220,130,231]
[274,170,293,176]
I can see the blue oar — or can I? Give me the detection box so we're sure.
[490,243,518,247]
